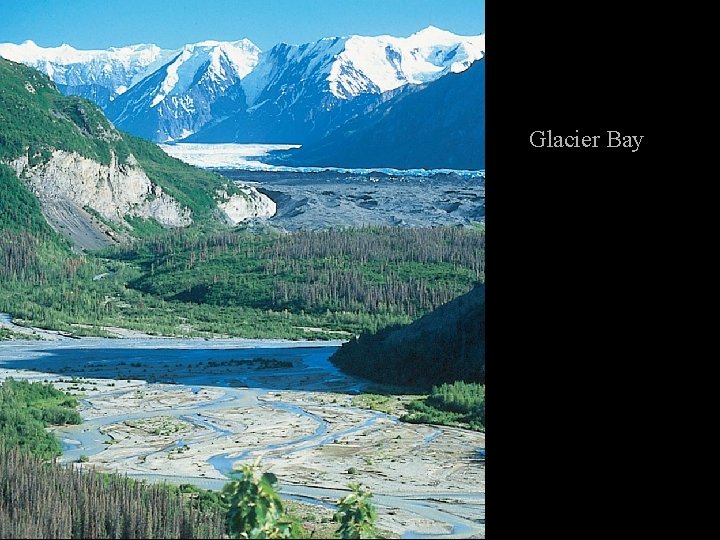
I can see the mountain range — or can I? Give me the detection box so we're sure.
[0,27,485,169]
[278,59,485,170]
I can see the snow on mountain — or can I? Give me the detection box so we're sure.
[238,26,483,109]
[148,40,259,108]
[282,59,485,170]
[188,26,484,144]
[327,26,485,98]
[107,39,260,142]
[0,40,174,101]
[1,27,484,146]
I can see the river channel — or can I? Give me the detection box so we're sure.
[0,337,485,538]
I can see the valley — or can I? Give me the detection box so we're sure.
[0,17,485,538]
[0,339,485,538]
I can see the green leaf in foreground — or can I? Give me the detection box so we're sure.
[334,483,378,539]
[223,463,302,539]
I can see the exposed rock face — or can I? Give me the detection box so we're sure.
[4,148,275,250]
[216,188,276,224]
[10,150,191,227]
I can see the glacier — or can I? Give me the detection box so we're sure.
[158,143,484,177]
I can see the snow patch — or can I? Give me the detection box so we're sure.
[152,49,190,107]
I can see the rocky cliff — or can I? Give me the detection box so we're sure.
[7,149,275,248]
[10,150,191,227]
[216,188,276,224]
[0,57,275,250]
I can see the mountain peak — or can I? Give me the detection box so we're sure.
[412,25,456,38]
[418,25,445,32]
[186,39,260,51]
[231,38,260,50]
[189,40,224,48]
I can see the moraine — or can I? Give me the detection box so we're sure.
[159,142,485,231]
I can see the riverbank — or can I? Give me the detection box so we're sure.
[1,339,484,538]
[0,312,347,344]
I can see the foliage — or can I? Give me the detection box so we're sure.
[402,381,485,431]
[281,500,339,540]
[111,225,483,320]
[351,394,400,415]
[223,463,302,539]
[0,446,226,538]
[0,327,41,341]
[0,57,239,229]
[124,215,167,238]
[0,378,81,459]
[0,226,483,339]
[331,284,485,389]
[222,466,382,539]
[175,484,231,514]
[0,164,63,240]
[333,483,378,539]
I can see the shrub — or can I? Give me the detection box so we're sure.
[334,483,378,539]
[222,463,302,539]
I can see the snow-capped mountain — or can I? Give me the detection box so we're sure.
[187,26,484,144]
[0,27,484,145]
[0,40,173,107]
[243,26,483,105]
[107,40,260,142]
[319,25,484,99]
[278,58,485,170]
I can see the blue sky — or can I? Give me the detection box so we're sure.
[0,0,485,50]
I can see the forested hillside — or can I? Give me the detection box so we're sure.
[111,226,483,319]
[331,283,485,388]
[0,57,264,248]
[0,378,80,459]
[0,378,224,538]
[0,163,70,284]
[1,225,483,339]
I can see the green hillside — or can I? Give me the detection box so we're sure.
[0,57,238,226]
[331,284,485,388]
[0,163,60,238]
[0,58,131,166]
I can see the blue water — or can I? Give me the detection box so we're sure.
[0,338,483,538]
